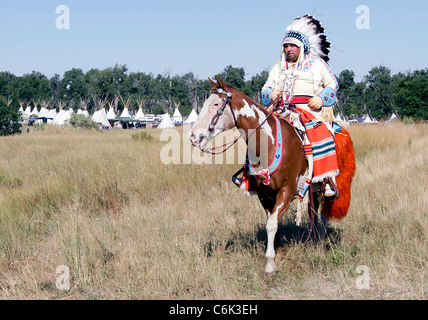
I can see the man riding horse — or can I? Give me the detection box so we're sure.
[234,15,339,199]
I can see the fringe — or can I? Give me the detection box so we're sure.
[311,169,339,183]
[296,192,309,226]
[321,106,335,122]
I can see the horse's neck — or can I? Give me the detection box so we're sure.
[234,94,270,131]
[235,95,275,169]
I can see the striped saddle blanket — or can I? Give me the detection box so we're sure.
[296,107,339,182]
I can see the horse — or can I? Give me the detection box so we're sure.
[188,76,356,275]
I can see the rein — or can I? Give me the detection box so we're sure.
[202,88,279,155]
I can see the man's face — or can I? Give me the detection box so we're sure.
[283,44,301,63]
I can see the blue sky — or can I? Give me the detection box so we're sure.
[0,0,427,82]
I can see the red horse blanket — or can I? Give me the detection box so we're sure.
[296,107,339,182]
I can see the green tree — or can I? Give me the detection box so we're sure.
[0,100,21,135]
[218,65,247,94]
[62,68,87,105]
[246,70,269,103]
[393,69,428,120]
[364,66,393,119]
[10,71,51,102]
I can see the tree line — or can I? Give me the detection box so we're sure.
[0,64,269,119]
[0,63,427,125]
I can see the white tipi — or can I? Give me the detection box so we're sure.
[363,114,374,123]
[334,113,345,123]
[106,101,117,120]
[172,101,183,123]
[388,113,399,123]
[172,108,183,124]
[157,113,176,129]
[184,109,198,124]
[134,98,146,121]
[119,95,132,118]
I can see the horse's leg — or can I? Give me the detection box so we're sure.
[312,193,329,240]
[320,214,329,238]
[265,188,294,275]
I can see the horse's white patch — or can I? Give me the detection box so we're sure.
[239,100,256,119]
[253,106,274,145]
[265,201,286,274]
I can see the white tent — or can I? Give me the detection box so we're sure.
[184,109,199,124]
[172,108,183,123]
[54,109,73,125]
[53,101,67,125]
[47,109,57,123]
[388,113,399,123]
[38,107,49,118]
[31,100,39,117]
[363,114,375,123]
[157,113,175,129]
[334,113,345,123]
[54,109,65,125]
[23,104,32,116]
[119,95,132,118]
[18,100,25,114]
[134,107,145,120]
[92,108,111,128]
[78,99,90,118]
[107,107,117,120]
[120,108,131,118]
[134,98,146,121]
[37,100,51,118]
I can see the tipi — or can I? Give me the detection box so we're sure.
[119,95,132,118]
[157,113,175,129]
[363,114,375,123]
[184,109,198,124]
[388,113,399,123]
[106,101,117,120]
[172,101,183,124]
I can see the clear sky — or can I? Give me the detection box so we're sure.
[0,0,427,82]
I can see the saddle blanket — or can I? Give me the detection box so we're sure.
[295,106,339,182]
[305,120,339,181]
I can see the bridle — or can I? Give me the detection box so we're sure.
[208,87,237,133]
[202,86,278,154]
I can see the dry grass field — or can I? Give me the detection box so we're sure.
[0,122,427,300]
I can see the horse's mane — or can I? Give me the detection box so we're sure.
[213,77,270,117]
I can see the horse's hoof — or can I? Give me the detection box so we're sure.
[264,271,275,279]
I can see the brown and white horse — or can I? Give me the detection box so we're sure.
[189,77,356,275]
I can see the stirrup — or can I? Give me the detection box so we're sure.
[232,166,245,188]
[322,177,339,200]
[232,176,243,187]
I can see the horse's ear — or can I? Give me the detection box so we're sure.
[215,75,225,88]
[208,77,218,88]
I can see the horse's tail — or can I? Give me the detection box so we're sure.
[322,127,356,220]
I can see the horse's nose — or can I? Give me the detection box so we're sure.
[188,131,207,147]
[198,134,206,144]
[188,131,199,146]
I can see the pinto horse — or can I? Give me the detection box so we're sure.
[189,77,356,275]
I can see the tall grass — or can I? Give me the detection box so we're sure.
[0,123,427,299]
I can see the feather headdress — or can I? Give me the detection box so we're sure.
[282,15,331,62]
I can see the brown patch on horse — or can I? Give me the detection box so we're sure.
[322,127,356,220]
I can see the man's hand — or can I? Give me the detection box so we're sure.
[308,96,323,110]
[270,90,282,101]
